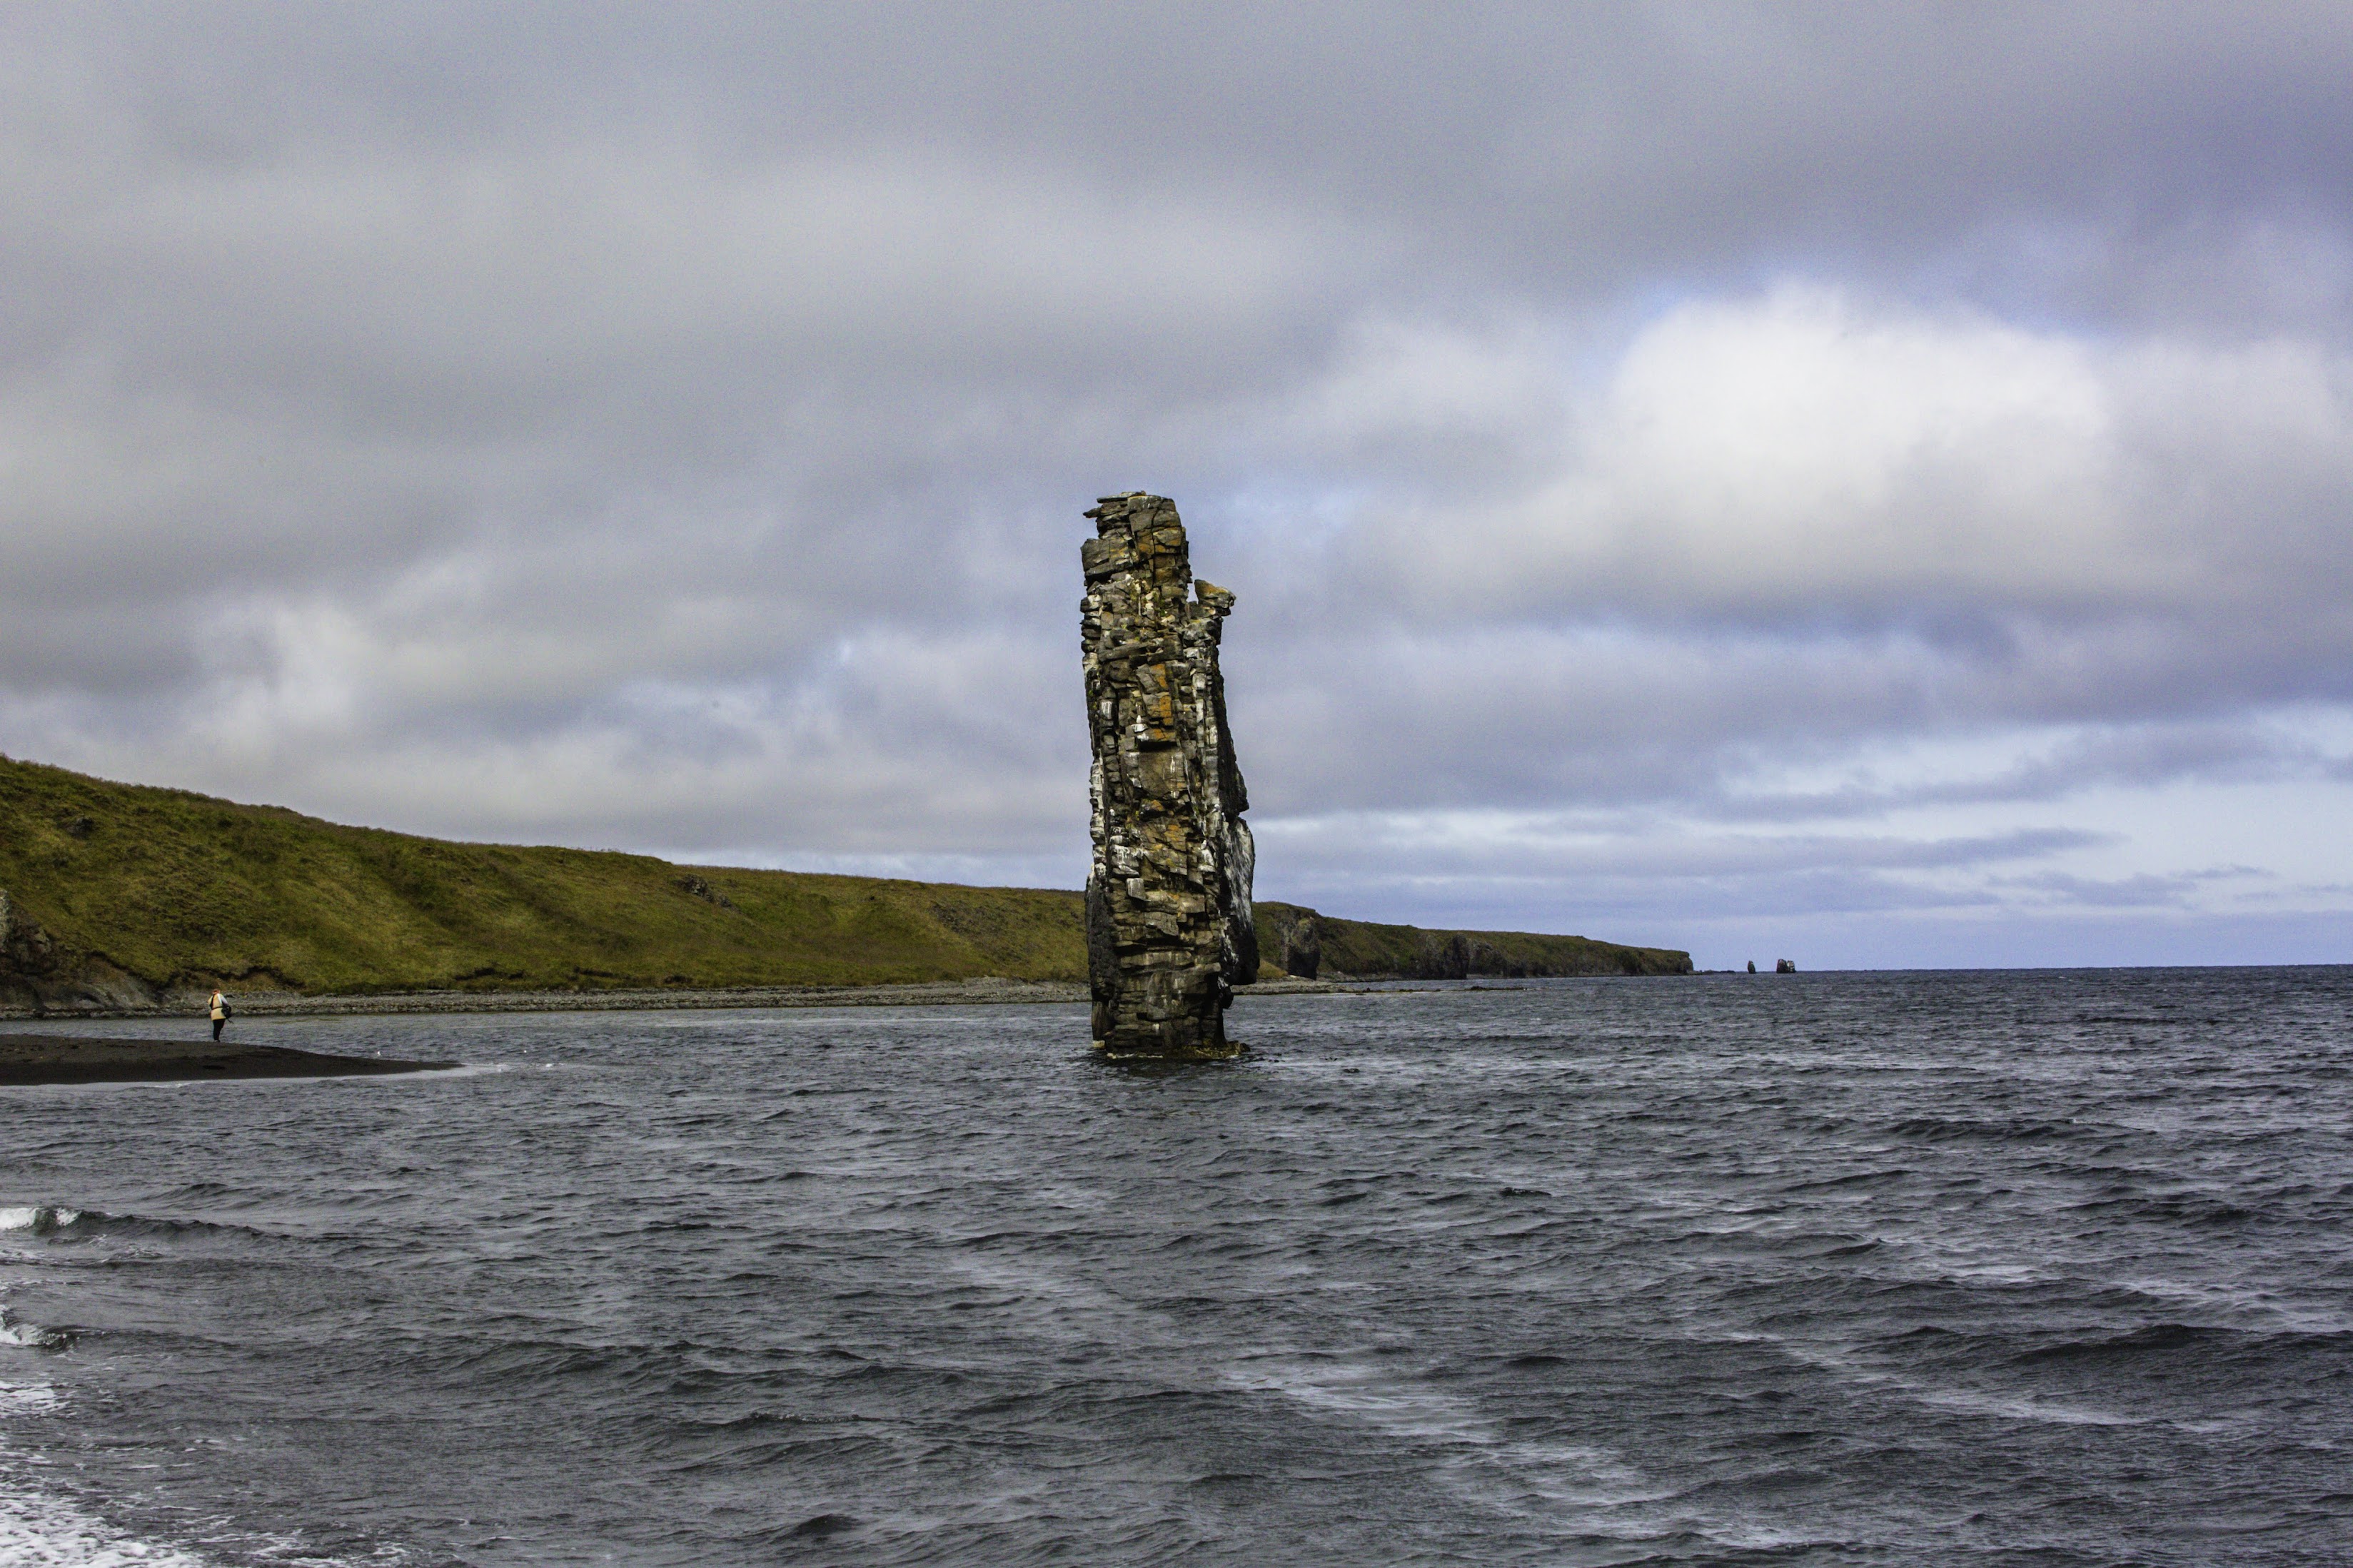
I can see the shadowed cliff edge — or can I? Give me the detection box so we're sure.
[0,754,1691,1016]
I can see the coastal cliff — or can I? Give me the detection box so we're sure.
[1254,903,1692,979]
[0,755,1691,1011]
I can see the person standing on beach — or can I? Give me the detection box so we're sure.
[208,988,230,1042]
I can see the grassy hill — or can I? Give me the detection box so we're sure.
[0,755,1689,1008]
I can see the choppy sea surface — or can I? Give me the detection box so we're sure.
[2,968,2351,1566]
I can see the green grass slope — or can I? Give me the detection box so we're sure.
[0,754,1690,1001]
[0,755,1087,996]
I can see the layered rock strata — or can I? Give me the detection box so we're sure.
[1079,493,1256,1058]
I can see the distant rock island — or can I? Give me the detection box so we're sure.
[0,754,1692,1016]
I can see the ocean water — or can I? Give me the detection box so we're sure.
[1,968,2350,1566]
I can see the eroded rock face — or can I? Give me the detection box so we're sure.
[1261,904,1324,979]
[0,889,55,982]
[0,888,170,1015]
[1080,493,1256,1058]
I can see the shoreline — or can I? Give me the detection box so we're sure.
[0,1035,456,1086]
[0,975,1380,1022]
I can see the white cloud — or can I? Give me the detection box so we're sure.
[1335,288,2353,636]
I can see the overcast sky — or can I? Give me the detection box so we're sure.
[4,3,2352,968]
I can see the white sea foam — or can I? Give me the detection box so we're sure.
[0,1382,59,1416]
[407,1063,513,1081]
[1906,1382,2142,1427]
[0,1477,217,1567]
[0,1208,82,1235]
[1772,1336,2145,1428]
[0,1311,66,1350]
[937,1254,1676,1524]
[2113,1274,2353,1335]
[1219,1351,1666,1512]
[0,1380,216,1567]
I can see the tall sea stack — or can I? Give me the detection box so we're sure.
[1079,492,1257,1058]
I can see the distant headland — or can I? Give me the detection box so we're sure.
[0,754,1691,1016]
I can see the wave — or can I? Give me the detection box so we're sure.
[1887,1116,2090,1143]
[0,1207,81,1235]
[2007,1321,2353,1367]
[2063,1191,2261,1227]
[0,1310,68,1351]
[0,1205,261,1247]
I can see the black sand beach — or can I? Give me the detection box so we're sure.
[0,1034,455,1085]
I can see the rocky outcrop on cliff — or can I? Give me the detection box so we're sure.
[1079,492,1256,1058]
[1,889,47,973]
[1262,905,1323,978]
[0,887,72,1008]
[0,887,178,1013]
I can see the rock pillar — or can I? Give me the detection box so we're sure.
[1079,492,1256,1058]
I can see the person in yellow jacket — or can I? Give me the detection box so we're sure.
[208,988,231,1043]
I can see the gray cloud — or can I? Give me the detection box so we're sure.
[4,4,2353,966]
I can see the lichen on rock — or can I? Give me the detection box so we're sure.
[1079,492,1256,1058]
